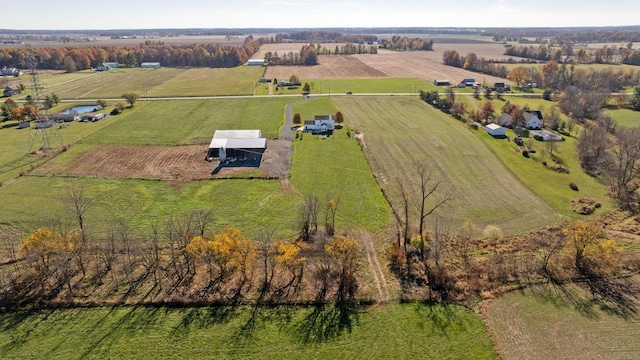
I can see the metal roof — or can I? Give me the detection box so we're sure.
[213,130,262,139]
[209,138,266,149]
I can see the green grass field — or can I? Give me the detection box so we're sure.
[0,115,121,183]
[485,283,640,360]
[475,128,616,217]
[82,97,290,145]
[256,78,436,96]
[290,127,391,231]
[607,108,640,128]
[0,176,298,238]
[149,66,263,96]
[0,303,496,359]
[331,96,559,234]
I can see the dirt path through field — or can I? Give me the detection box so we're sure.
[359,228,390,303]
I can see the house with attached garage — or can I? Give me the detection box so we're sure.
[303,115,335,134]
[523,110,543,130]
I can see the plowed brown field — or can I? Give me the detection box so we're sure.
[265,50,507,84]
[38,145,215,181]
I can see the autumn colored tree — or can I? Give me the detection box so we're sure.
[334,111,344,125]
[480,101,495,122]
[562,220,621,274]
[1,98,18,120]
[289,74,300,84]
[121,92,140,107]
[325,236,361,302]
[450,101,467,119]
[507,67,529,87]
[274,241,306,294]
[292,113,301,126]
[23,104,39,120]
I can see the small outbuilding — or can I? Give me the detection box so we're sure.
[486,123,506,137]
[433,80,450,86]
[248,59,266,66]
[3,85,21,97]
[140,62,161,68]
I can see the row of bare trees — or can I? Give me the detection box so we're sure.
[0,187,363,309]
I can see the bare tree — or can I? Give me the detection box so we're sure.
[413,162,451,242]
[188,208,214,237]
[63,185,93,277]
[533,232,563,277]
[395,172,412,250]
[298,195,321,241]
[324,193,340,236]
[607,127,640,209]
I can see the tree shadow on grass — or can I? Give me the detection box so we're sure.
[411,300,468,337]
[526,276,639,320]
[293,300,361,344]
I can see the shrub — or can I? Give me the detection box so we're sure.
[110,108,120,115]
[569,182,579,191]
[522,150,529,158]
[543,89,553,101]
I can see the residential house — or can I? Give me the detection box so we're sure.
[303,115,335,134]
[3,85,21,97]
[524,110,543,130]
[1,66,23,76]
[497,113,512,127]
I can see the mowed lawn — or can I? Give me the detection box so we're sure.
[0,303,496,359]
[82,97,291,145]
[332,96,560,234]
[290,128,391,231]
[485,282,640,360]
[149,66,263,96]
[0,176,298,238]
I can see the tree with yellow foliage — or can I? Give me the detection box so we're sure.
[325,236,361,302]
[185,227,256,284]
[563,220,622,274]
[21,228,79,294]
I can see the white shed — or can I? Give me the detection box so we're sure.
[486,123,506,137]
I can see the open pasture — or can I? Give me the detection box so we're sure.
[0,303,496,359]
[148,66,263,96]
[32,66,262,99]
[485,280,640,360]
[0,115,121,183]
[81,97,289,146]
[0,175,298,236]
[331,96,559,234]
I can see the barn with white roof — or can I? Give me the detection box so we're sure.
[206,130,267,162]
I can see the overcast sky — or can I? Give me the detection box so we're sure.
[4,0,640,30]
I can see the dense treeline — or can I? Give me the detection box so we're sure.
[0,36,262,71]
[553,31,640,44]
[487,26,640,41]
[442,50,508,78]
[504,44,640,65]
[317,43,378,55]
[263,44,319,66]
[380,36,433,51]
[273,31,377,44]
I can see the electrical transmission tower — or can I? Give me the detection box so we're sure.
[25,45,62,154]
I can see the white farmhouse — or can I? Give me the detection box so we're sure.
[303,115,335,134]
[524,110,543,130]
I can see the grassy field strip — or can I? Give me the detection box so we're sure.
[485,283,640,360]
[0,176,299,237]
[149,67,263,97]
[81,98,292,145]
[332,96,559,234]
[44,69,152,99]
[608,108,640,128]
[0,304,496,359]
